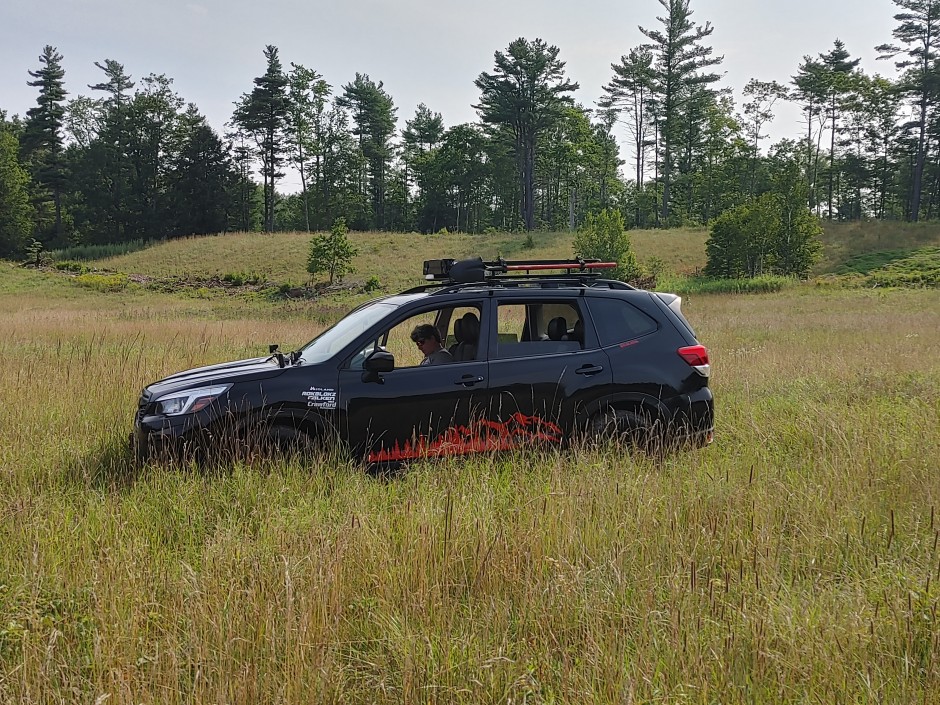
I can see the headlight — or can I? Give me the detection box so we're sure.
[156,384,231,416]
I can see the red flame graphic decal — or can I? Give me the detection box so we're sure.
[367,412,563,463]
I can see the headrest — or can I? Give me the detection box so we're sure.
[547,316,568,341]
[460,312,480,341]
[573,318,584,343]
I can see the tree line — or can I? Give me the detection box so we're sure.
[1,0,938,259]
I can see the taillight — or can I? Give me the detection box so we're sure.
[678,345,710,377]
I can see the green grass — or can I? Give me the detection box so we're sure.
[833,248,915,275]
[660,274,794,295]
[2,228,940,702]
[819,220,940,272]
[48,239,153,261]
[867,246,940,287]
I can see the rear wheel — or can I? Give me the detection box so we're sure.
[588,408,661,452]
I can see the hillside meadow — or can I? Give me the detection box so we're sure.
[1,227,939,703]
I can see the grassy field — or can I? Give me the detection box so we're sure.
[1,228,939,703]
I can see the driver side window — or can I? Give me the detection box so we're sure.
[348,305,482,370]
[348,310,436,370]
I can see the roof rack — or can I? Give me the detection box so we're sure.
[423,257,618,284]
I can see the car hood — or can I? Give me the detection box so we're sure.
[146,356,284,398]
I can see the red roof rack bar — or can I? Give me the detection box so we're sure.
[503,262,617,271]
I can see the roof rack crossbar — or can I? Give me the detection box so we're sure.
[423,257,618,284]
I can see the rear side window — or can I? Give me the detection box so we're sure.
[587,297,658,346]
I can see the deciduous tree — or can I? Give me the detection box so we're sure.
[307,217,357,284]
[0,120,34,257]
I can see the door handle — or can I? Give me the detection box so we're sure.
[576,364,604,376]
[455,375,485,387]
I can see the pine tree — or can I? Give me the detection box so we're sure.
[87,58,135,241]
[337,74,397,229]
[475,38,578,231]
[819,40,861,220]
[639,0,722,224]
[22,45,68,243]
[232,45,289,232]
[602,47,655,223]
[877,0,940,221]
[167,108,233,236]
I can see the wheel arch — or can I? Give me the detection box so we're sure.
[575,392,672,432]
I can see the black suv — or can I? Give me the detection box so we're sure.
[133,258,714,462]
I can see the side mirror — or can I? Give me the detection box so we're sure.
[362,349,395,383]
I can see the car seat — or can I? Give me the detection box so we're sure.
[572,319,584,344]
[547,316,568,341]
[452,312,480,361]
[448,317,465,356]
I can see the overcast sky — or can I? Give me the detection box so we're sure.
[1,0,901,190]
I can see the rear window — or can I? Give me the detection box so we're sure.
[587,297,658,346]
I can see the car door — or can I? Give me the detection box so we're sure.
[337,300,491,462]
[485,296,612,446]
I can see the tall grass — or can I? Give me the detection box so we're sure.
[1,251,939,702]
[48,239,153,261]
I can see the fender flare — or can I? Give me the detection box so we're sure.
[234,405,336,441]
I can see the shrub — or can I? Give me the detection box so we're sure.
[74,273,129,292]
[363,276,382,292]
[573,208,641,282]
[54,260,89,274]
[222,271,263,286]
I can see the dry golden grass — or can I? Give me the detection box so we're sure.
[1,255,939,703]
[93,228,710,292]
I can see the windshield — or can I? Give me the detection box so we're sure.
[298,302,395,365]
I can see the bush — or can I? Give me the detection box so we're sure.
[54,260,89,274]
[363,276,382,293]
[74,273,129,292]
[573,208,641,282]
[222,271,263,286]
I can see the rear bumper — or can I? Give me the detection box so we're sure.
[668,388,714,445]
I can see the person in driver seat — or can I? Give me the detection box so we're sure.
[411,324,453,366]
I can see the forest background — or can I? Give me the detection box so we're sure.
[1,0,938,259]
